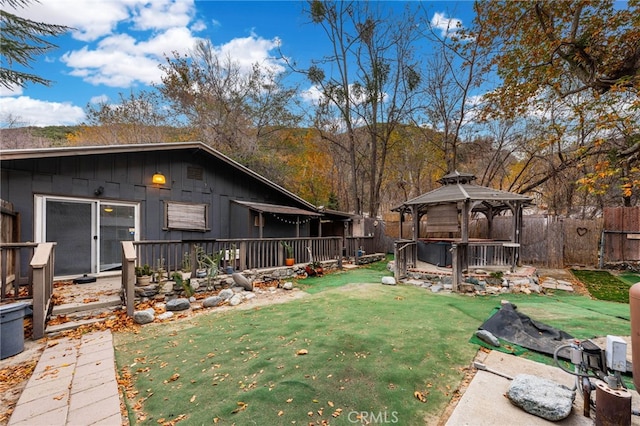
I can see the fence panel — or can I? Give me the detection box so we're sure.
[603,207,640,264]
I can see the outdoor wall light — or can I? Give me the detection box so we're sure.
[152,172,166,185]
[103,205,114,213]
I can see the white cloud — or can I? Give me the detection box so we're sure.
[301,85,323,104]
[0,97,85,126]
[0,84,23,97]
[431,12,463,38]
[215,33,285,75]
[90,94,110,104]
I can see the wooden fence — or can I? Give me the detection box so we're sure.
[386,206,640,268]
[601,206,640,266]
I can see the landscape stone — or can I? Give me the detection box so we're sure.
[232,272,254,291]
[133,308,155,324]
[507,374,575,421]
[166,298,191,311]
[381,276,396,285]
[135,284,158,298]
[229,294,243,306]
[157,312,174,320]
[431,284,443,293]
[203,296,223,308]
[218,288,234,300]
[282,282,293,290]
[244,292,256,300]
[475,329,500,347]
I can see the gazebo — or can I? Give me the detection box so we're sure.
[392,171,533,290]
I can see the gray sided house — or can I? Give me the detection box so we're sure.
[0,142,330,277]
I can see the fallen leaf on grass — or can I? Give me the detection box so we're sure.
[231,401,247,414]
[163,373,180,384]
[296,349,308,355]
[414,391,427,402]
[190,395,196,403]
[278,410,284,416]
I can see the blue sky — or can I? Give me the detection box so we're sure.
[0,0,476,127]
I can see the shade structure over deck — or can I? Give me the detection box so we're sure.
[232,200,322,238]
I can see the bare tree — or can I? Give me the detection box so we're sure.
[158,40,300,162]
[304,0,421,216]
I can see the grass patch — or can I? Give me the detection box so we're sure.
[617,272,640,286]
[571,269,633,303]
[115,263,630,425]
[296,257,394,294]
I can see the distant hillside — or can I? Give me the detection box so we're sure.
[1,126,78,149]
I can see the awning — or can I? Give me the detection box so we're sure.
[232,200,322,216]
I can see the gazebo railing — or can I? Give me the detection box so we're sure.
[394,240,416,280]
[467,241,519,270]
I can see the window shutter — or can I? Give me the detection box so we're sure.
[166,202,208,231]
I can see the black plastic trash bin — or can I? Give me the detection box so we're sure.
[0,302,29,359]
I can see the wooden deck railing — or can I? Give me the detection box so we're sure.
[1,243,38,301]
[1,242,56,339]
[132,237,344,273]
[30,243,56,339]
[122,237,345,316]
[467,241,520,270]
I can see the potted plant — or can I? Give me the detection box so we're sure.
[135,264,152,286]
[281,241,294,266]
[305,261,324,277]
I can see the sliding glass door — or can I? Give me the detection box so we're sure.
[36,196,138,277]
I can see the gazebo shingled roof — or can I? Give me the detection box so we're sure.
[393,170,533,215]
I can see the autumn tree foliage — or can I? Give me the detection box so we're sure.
[471,0,640,207]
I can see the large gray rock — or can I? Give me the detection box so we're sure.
[282,281,293,290]
[218,288,234,300]
[229,294,243,306]
[133,308,155,324]
[507,374,575,421]
[203,296,223,308]
[475,329,500,347]
[166,298,191,311]
[381,276,396,285]
[232,272,253,291]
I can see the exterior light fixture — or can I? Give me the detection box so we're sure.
[103,206,114,213]
[152,172,166,185]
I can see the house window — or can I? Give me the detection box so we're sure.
[165,201,209,231]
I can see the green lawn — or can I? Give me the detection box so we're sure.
[571,269,635,303]
[114,263,630,425]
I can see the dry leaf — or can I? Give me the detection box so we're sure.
[328,401,334,407]
[286,398,293,403]
[296,349,308,355]
[231,401,247,414]
[278,410,284,416]
[414,391,427,403]
[190,395,196,403]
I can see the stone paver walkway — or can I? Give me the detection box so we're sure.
[8,330,121,426]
